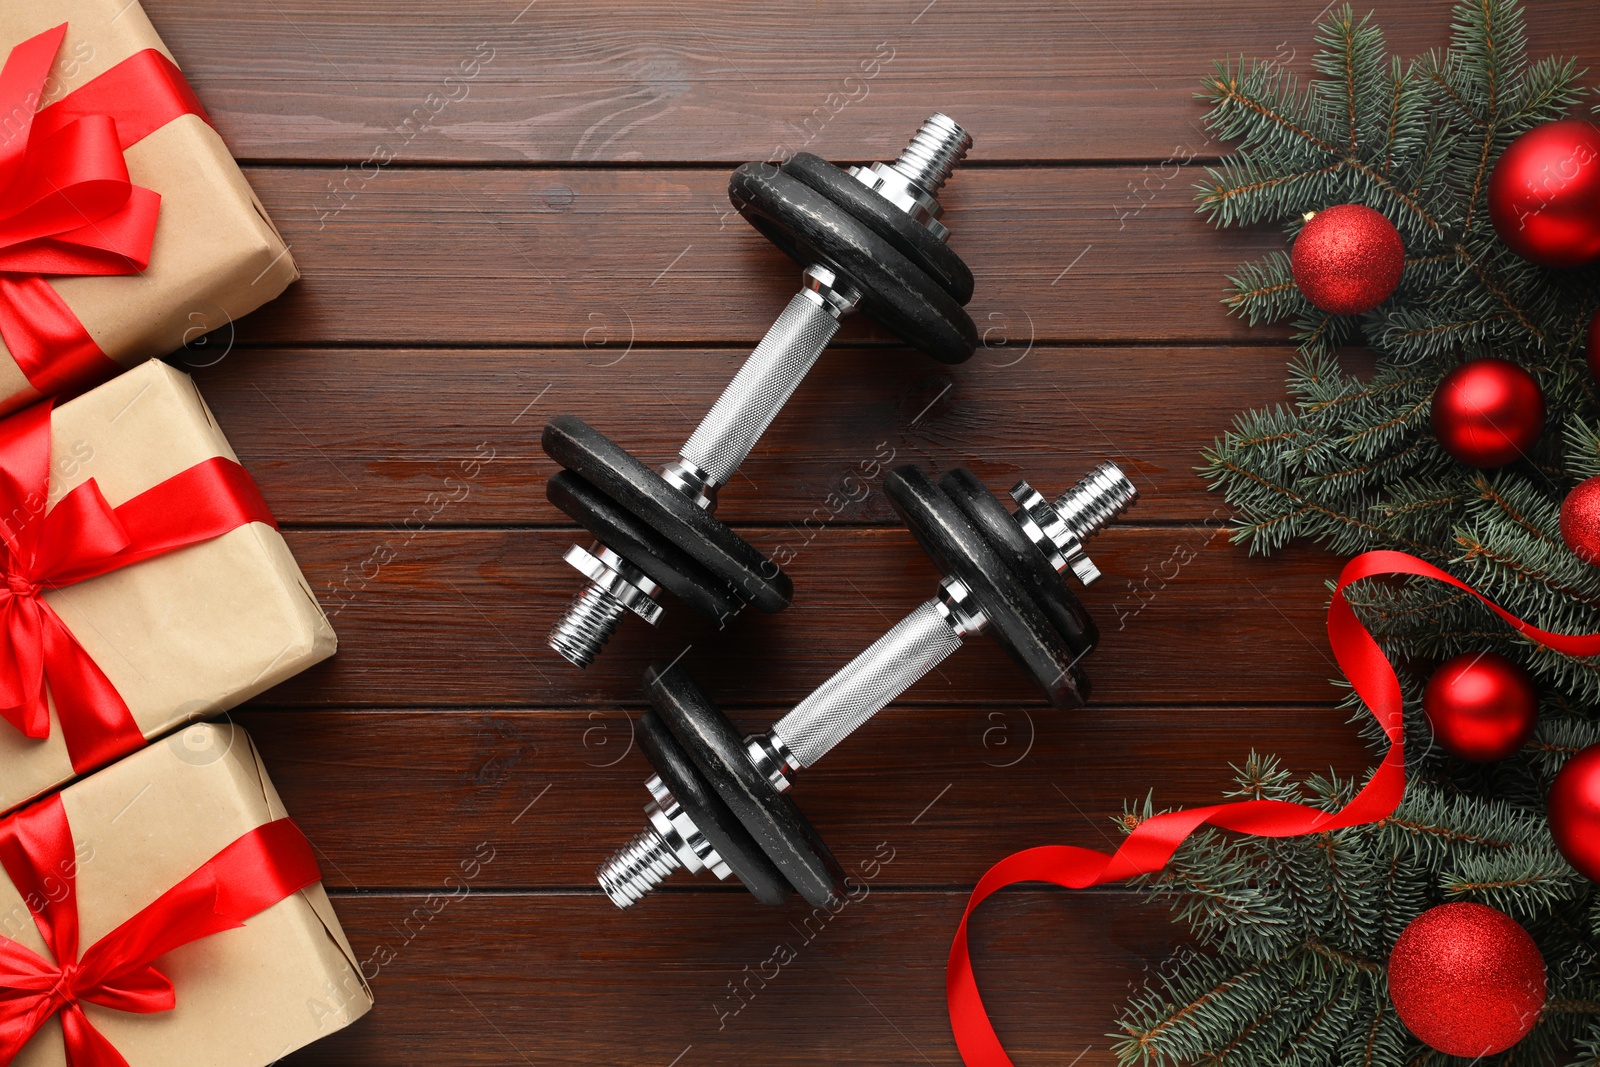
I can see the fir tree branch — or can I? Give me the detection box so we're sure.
[1455,534,1600,609]
[1374,814,1514,849]
[1304,939,1383,974]
[1547,999,1600,1016]
[1117,961,1271,1055]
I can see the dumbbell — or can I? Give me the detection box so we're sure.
[595,460,1138,908]
[544,114,980,668]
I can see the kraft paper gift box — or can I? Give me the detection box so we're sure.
[0,359,335,813]
[0,0,297,416]
[0,722,372,1066]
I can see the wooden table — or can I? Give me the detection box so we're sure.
[142,1,1600,1063]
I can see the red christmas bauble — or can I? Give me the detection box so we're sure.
[1389,902,1547,1057]
[1560,475,1600,565]
[1422,652,1538,762]
[1431,359,1545,467]
[1489,120,1600,268]
[1586,309,1600,383]
[1290,204,1405,314]
[1548,743,1600,881]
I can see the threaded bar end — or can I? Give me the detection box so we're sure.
[1054,462,1138,542]
[891,113,972,196]
[549,582,627,668]
[597,827,681,908]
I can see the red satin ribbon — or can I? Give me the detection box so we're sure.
[0,793,322,1067]
[0,24,210,397]
[0,399,277,774]
[947,549,1600,1066]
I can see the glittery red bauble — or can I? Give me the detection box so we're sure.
[1548,743,1600,882]
[1561,476,1600,566]
[1388,902,1547,1058]
[1489,120,1600,268]
[1290,204,1405,314]
[1422,652,1538,762]
[1431,359,1545,468]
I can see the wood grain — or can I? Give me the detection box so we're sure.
[144,0,1600,165]
[232,165,1287,346]
[268,526,1344,708]
[280,888,1184,1067]
[237,706,1371,889]
[192,344,1300,526]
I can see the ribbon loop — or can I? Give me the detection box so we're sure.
[0,23,211,398]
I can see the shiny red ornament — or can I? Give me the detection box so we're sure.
[1561,475,1600,565]
[1549,743,1600,881]
[1389,902,1547,1057]
[1422,652,1538,762]
[1431,359,1545,467]
[1489,120,1600,268]
[1290,204,1405,314]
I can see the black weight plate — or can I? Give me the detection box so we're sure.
[645,663,846,908]
[728,163,977,364]
[547,471,742,622]
[542,415,792,614]
[940,468,1098,658]
[885,466,1087,710]
[635,710,790,906]
[782,152,974,306]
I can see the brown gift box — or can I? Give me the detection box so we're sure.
[4,722,371,1066]
[0,359,335,812]
[0,0,297,416]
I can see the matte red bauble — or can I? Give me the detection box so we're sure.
[1548,743,1600,882]
[1422,652,1537,762]
[1560,475,1600,566]
[1431,359,1544,467]
[1290,204,1405,314]
[1388,902,1546,1058]
[1489,120,1600,268]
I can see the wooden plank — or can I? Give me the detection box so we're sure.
[192,344,1296,526]
[233,165,1288,346]
[237,705,1372,889]
[267,526,1342,707]
[279,889,1178,1066]
[147,0,1600,165]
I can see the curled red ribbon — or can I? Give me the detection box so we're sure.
[0,399,277,774]
[947,549,1600,1066]
[0,793,322,1067]
[0,24,209,398]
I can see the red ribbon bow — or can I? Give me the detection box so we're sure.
[947,550,1600,1066]
[0,399,277,774]
[0,793,322,1066]
[0,23,208,398]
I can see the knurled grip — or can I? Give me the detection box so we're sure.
[770,598,962,769]
[680,292,841,488]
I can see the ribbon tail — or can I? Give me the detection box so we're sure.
[58,1003,131,1067]
[0,277,119,399]
[37,606,143,774]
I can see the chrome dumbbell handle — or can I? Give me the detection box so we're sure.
[673,279,854,499]
[664,112,974,504]
[750,461,1137,786]
[770,596,965,771]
